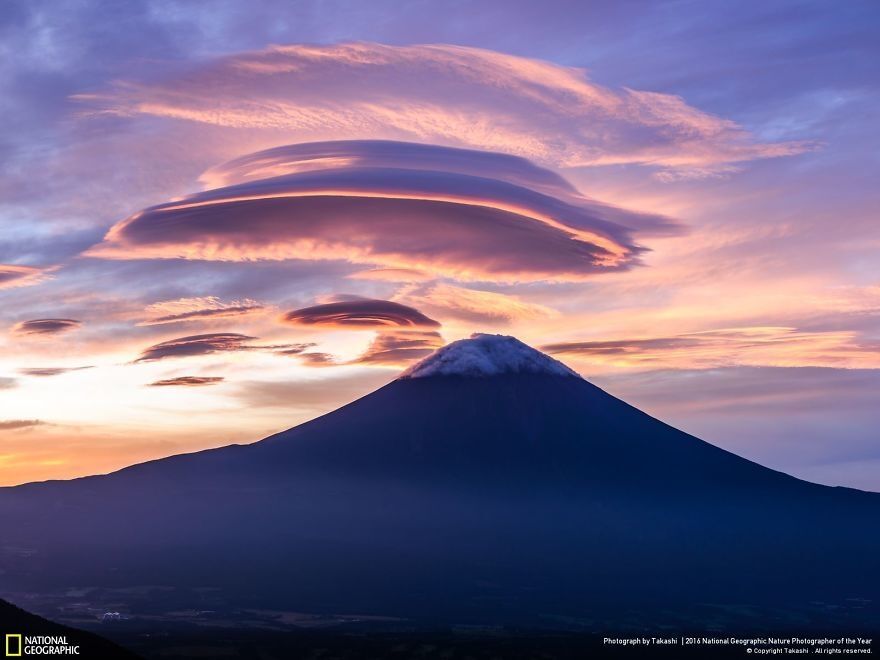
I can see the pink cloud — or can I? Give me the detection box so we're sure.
[79,43,813,178]
[135,333,311,362]
[542,326,880,370]
[283,298,440,329]
[0,265,50,290]
[12,318,81,336]
[139,296,266,325]
[352,330,444,366]
[18,366,92,377]
[87,141,672,283]
[347,268,434,283]
[395,283,558,325]
[148,376,225,387]
[0,420,46,431]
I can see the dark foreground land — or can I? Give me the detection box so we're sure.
[0,599,139,659]
[100,627,877,660]
[2,598,875,659]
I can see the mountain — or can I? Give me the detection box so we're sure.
[0,334,878,633]
[0,598,140,659]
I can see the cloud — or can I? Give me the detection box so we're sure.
[0,420,45,431]
[284,298,439,329]
[542,326,879,370]
[273,344,317,356]
[148,376,225,387]
[296,352,338,367]
[396,283,557,325]
[81,43,812,177]
[280,296,443,366]
[18,366,92,377]
[12,318,81,336]
[140,296,265,325]
[543,336,700,356]
[0,264,49,290]
[352,330,444,366]
[135,332,308,362]
[347,268,434,282]
[87,140,675,283]
[0,378,16,390]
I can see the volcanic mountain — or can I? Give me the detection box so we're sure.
[1,334,878,631]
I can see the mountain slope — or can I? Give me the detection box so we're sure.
[0,599,140,659]
[0,335,877,630]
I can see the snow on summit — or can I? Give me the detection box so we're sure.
[399,334,581,379]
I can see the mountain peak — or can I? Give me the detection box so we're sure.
[399,333,581,379]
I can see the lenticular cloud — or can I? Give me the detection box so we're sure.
[88,140,676,283]
[284,298,440,329]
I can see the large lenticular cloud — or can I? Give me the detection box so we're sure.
[81,43,811,178]
[88,141,675,283]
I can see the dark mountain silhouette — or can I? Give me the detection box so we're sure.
[0,599,140,659]
[0,334,877,632]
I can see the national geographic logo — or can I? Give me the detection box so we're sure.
[5,635,80,656]
[4,635,21,657]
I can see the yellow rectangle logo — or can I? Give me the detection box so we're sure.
[5,634,22,657]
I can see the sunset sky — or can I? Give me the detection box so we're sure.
[1,0,878,489]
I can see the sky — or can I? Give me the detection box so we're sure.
[1,0,878,489]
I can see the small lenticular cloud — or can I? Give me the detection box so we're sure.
[137,333,257,361]
[148,376,225,387]
[284,298,440,329]
[136,333,312,362]
[12,319,81,336]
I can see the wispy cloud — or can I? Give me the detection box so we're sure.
[543,326,879,370]
[148,376,225,387]
[18,366,92,377]
[80,43,813,178]
[139,296,266,325]
[0,264,50,290]
[295,352,338,367]
[135,333,310,362]
[352,330,444,366]
[0,419,46,431]
[396,283,557,325]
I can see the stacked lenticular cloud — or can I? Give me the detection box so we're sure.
[89,140,676,283]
